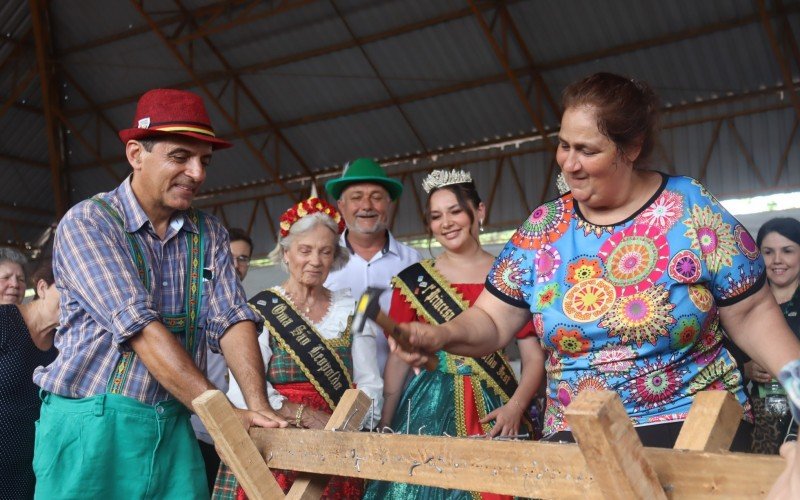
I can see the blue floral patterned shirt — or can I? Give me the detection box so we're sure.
[486,174,765,434]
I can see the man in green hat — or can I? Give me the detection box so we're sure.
[325,158,420,378]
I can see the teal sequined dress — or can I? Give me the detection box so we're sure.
[363,283,530,500]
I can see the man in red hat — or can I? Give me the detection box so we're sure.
[33,89,287,498]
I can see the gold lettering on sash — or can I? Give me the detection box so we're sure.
[271,303,293,328]
[496,364,512,385]
[422,284,456,322]
[309,345,344,391]
[290,324,311,346]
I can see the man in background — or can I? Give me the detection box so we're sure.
[324,158,420,375]
[193,227,254,492]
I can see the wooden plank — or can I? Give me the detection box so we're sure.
[674,390,743,452]
[192,390,284,500]
[285,389,372,500]
[249,426,784,498]
[565,391,667,500]
[254,429,598,499]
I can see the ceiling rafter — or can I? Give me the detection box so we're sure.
[0,200,54,217]
[0,152,48,169]
[196,86,800,207]
[129,0,300,202]
[757,0,800,121]
[29,0,69,217]
[64,2,800,120]
[0,27,33,75]
[468,0,561,209]
[65,1,513,117]
[66,3,800,177]
[171,0,315,179]
[0,66,37,120]
[54,108,124,183]
[328,0,430,152]
[173,0,317,45]
[60,0,273,55]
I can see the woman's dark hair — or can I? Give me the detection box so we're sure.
[756,217,800,248]
[562,72,660,166]
[424,182,482,256]
[30,260,54,300]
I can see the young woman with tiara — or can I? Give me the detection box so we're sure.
[363,169,544,500]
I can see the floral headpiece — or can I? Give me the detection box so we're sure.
[279,197,345,238]
[421,169,473,193]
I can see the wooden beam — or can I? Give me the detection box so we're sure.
[696,119,723,183]
[28,0,69,217]
[285,389,371,499]
[758,0,800,122]
[565,391,667,500]
[774,117,799,184]
[65,3,504,116]
[468,0,554,151]
[725,118,767,188]
[0,201,54,217]
[0,152,49,170]
[0,67,37,120]
[54,109,124,183]
[250,425,784,498]
[192,390,284,499]
[172,0,315,178]
[328,0,429,152]
[673,391,743,452]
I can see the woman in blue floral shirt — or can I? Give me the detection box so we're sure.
[395,72,800,449]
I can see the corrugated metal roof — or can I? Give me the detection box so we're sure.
[1,0,799,253]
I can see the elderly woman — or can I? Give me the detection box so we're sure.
[213,197,382,500]
[1,260,59,499]
[395,72,800,449]
[0,247,27,305]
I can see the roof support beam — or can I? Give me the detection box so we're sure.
[60,0,278,55]
[54,108,124,183]
[0,200,54,217]
[0,153,49,170]
[773,117,799,184]
[130,0,299,202]
[725,118,767,188]
[29,0,70,218]
[171,0,315,179]
[758,0,800,122]
[198,93,800,208]
[66,1,512,116]
[173,0,316,45]
[0,67,37,121]
[328,0,429,152]
[66,2,798,121]
[467,0,553,152]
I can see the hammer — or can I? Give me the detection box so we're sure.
[352,287,438,371]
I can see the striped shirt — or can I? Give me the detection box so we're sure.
[33,176,262,405]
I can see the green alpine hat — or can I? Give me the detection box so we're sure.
[325,158,404,201]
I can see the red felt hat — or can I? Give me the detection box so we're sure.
[118,88,232,149]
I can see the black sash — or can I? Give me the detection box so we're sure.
[249,289,352,411]
[393,260,521,403]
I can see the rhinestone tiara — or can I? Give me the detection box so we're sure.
[421,169,473,193]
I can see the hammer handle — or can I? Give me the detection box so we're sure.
[374,312,438,372]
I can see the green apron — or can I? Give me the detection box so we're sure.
[34,198,208,499]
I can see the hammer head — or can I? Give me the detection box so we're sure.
[352,287,385,334]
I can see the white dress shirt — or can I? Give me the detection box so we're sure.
[324,230,421,374]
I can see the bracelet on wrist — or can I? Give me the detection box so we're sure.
[294,404,306,428]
